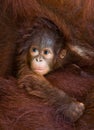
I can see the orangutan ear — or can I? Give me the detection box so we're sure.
[59,49,67,59]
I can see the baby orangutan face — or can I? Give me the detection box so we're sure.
[30,46,54,75]
[29,29,66,75]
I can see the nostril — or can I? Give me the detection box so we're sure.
[36,58,38,62]
[36,58,42,62]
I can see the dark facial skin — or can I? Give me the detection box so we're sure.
[17,20,85,123]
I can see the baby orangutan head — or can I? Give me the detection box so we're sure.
[25,19,67,75]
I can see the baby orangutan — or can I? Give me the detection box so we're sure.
[17,18,85,122]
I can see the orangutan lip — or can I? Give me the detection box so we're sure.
[34,68,44,71]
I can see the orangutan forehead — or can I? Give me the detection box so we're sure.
[30,31,56,49]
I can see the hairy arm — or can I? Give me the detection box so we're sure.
[18,67,85,122]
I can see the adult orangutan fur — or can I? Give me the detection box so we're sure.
[0,67,94,130]
[0,0,94,130]
[0,0,94,76]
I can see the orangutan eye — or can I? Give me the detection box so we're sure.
[32,48,38,52]
[44,50,50,55]
[43,48,54,59]
[30,47,39,56]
